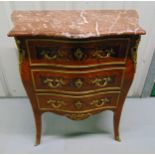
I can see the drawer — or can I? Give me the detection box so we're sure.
[36,91,120,112]
[31,67,125,94]
[26,38,130,68]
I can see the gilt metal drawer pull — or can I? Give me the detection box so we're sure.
[47,99,65,109]
[93,48,115,59]
[92,76,112,87]
[39,48,61,60]
[43,52,58,60]
[43,78,65,88]
[91,98,110,107]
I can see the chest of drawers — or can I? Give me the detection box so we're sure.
[8,10,145,145]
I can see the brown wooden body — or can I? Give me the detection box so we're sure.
[15,35,139,145]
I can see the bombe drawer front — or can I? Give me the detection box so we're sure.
[31,67,125,94]
[26,38,130,67]
[36,91,120,112]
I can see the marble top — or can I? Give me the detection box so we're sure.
[8,10,146,38]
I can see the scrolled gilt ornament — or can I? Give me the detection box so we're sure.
[90,98,110,107]
[39,48,62,60]
[65,113,91,120]
[131,37,140,67]
[43,78,65,88]
[91,76,112,87]
[92,48,115,59]
[47,99,65,109]
[44,52,58,60]
[15,38,25,65]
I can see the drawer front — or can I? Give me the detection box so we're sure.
[26,38,130,67]
[36,91,120,113]
[31,67,124,94]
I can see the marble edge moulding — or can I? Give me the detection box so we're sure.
[8,10,146,39]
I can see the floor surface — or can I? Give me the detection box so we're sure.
[0,97,155,153]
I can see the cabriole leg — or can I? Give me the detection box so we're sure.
[114,112,121,142]
[34,113,42,146]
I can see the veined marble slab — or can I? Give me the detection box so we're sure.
[8,10,146,38]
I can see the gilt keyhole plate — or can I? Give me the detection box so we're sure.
[74,100,83,110]
[74,78,84,89]
[73,48,85,60]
